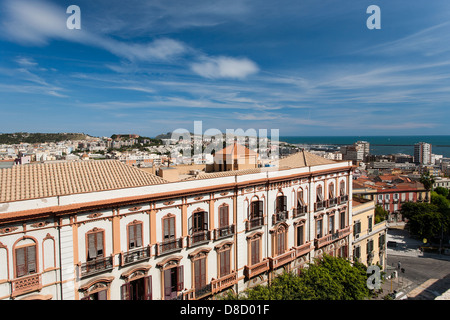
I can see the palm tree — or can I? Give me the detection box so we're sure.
[419,171,435,192]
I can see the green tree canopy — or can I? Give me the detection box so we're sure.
[224,255,370,300]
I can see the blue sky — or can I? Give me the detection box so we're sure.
[1,0,450,137]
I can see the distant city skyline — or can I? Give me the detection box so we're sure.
[1,1,450,137]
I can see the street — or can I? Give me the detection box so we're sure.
[385,227,450,300]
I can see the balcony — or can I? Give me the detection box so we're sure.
[214,224,235,241]
[120,246,151,266]
[155,237,183,256]
[315,225,352,249]
[293,242,312,257]
[268,249,296,270]
[194,284,212,300]
[187,230,211,247]
[338,195,348,204]
[246,216,264,231]
[211,272,238,294]
[244,259,270,279]
[272,210,288,224]
[79,255,114,278]
[292,206,307,218]
[328,197,338,207]
[314,201,326,211]
[11,273,42,297]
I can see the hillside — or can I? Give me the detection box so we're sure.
[0,132,91,144]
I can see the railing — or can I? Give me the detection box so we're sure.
[11,273,41,297]
[79,255,114,278]
[328,197,338,207]
[338,195,348,204]
[155,237,183,256]
[315,226,351,249]
[187,230,211,247]
[292,206,307,218]
[194,284,212,299]
[272,210,288,224]
[246,216,264,231]
[214,224,235,240]
[121,246,151,266]
[244,259,270,279]
[268,249,296,270]
[314,201,326,211]
[294,242,312,257]
[211,272,238,294]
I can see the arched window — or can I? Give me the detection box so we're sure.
[15,238,38,278]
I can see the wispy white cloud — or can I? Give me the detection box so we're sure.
[191,56,259,79]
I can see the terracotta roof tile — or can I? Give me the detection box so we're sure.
[0,160,167,203]
[275,150,336,169]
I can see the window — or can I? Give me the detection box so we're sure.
[367,239,374,253]
[368,216,373,233]
[316,219,323,238]
[329,183,335,199]
[328,214,335,234]
[276,195,287,213]
[340,211,346,229]
[316,185,323,201]
[274,225,287,256]
[128,222,143,249]
[354,246,361,259]
[163,215,176,241]
[250,200,263,220]
[192,211,208,233]
[163,266,184,300]
[354,221,361,236]
[296,224,304,246]
[15,244,37,278]
[250,237,261,265]
[121,276,152,300]
[340,181,346,196]
[219,249,231,277]
[81,288,108,300]
[87,230,104,261]
[194,257,207,290]
[297,189,305,207]
[219,205,229,228]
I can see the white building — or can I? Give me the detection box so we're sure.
[0,149,353,300]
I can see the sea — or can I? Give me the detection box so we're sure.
[279,135,450,158]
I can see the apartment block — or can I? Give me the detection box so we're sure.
[352,199,387,269]
[0,149,353,300]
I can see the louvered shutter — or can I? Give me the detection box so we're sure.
[169,217,175,239]
[129,225,135,248]
[136,224,142,247]
[176,265,184,292]
[144,276,152,300]
[97,289,107,300]
[96,232,103,257]
[88,233,97,259]
[27,245,36,274]
[121,283,130,300]
[164,269,172,299]
[298,191,305,206]
[16,247,26,277]
[203,211,208,231]
[258,200,263,217]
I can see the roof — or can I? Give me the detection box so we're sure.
[275,150,336,169]
[0,160,167,203]
[214,143,258,159]
[183,168,262,180]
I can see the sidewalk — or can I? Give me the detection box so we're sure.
[371,266,414,300]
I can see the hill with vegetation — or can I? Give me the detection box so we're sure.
[0,132,91,144]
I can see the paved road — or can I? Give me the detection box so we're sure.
[385,227,450,300]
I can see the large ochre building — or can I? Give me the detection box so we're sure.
[0,147,356,300]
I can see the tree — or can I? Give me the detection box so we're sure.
[223,255,370,300]
[419,172,435,192]
[375,205,389,224]
[401,201,449,241]
[434,186,449,199]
